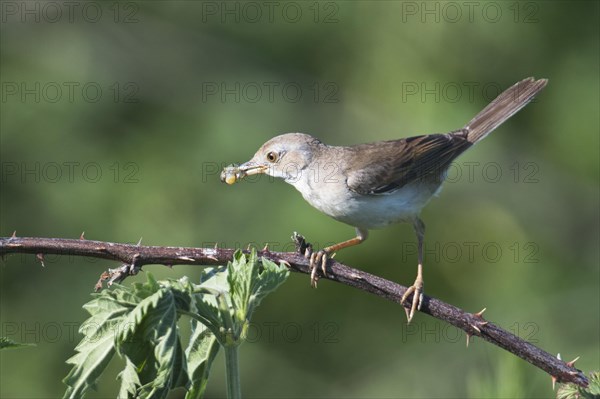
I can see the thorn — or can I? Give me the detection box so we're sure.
[466,333,471,348]
[136,237,143,246]
[470,307,488,331]
[36,253,45,267]
[262,243,269,252]
[246,244,251,251]
[304,248,311,258]
[11,231,17,238]
[207,255,218,261]
[330,252,337,259]
[551,353,561,390]
[79,231,86,240]
[279,260,290,267]
[567,356,580,367]
[214,242,218,250]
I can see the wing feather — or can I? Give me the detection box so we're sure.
[346,130,471,195]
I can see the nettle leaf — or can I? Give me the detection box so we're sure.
[557,372,600,399]
[193,250,290,346]
[63,274,189,399]
[117,282,189,398]
[63,290,131,399]
[193,266,231,343]
[232,252,289,336]
[63,255,289,398]
[228,250,259,329]
[250,257,290,312]
[185,320,220,399]
[117,357,141,398]
[117,287,168,344]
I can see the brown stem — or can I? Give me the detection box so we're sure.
[0,234,588,388]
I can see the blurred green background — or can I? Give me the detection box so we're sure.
[1,1,598,398]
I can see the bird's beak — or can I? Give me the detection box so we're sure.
[220,161,268,185]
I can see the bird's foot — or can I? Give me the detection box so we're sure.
[292,232,328,287]
[308,249,330,288]
[401,272,424,323]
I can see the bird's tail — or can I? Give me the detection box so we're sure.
[465,77,548,144]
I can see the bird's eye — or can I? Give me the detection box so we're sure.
[266,151,278,163]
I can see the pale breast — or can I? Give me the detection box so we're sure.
[290,169,442,229]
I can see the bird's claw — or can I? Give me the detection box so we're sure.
[308,249,329,288]
[401,274,424,323]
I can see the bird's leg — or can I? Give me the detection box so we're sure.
[401,217,425,322]
[308,228,368,287]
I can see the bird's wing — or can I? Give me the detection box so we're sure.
[346,131,472,195]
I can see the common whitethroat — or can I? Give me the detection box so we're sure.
[221,77,548,321]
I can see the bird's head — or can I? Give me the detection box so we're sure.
[221,133,322,184]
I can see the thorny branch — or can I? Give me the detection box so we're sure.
[0,234,588,388]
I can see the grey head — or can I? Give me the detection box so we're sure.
[224,133,325,183]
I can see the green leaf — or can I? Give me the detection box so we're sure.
[63,273,191,399]
[191,250,290,347]
[557,371,600,399]
[192,266,233,345]
[63,290,129,399]
[185,320,220,399]
[228,250,259,331]
[62,257,289,398]
[239,254,289,334]
[63,282,143,398]
[231,251,289,333]
[0,336,35,350]
[117,282,188,399]
[117,357,141,398]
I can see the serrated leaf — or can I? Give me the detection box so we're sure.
[185,320,220,399]
[253,257,290,304]
[117,287,186,399]
[191,250,289,348]
[63,273,192,399]
[63,286,137,398]
[192,266,233,344]
[117,288,168,344]
[228,250,259,328]
[63,259,289,398]
[557,372,600,399]
[241,254,289,323]
[63,317,120,398]
[117,357,141,398]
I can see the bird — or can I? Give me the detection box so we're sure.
[220,77,548,321]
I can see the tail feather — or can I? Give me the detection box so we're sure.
[465,77,548,143]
